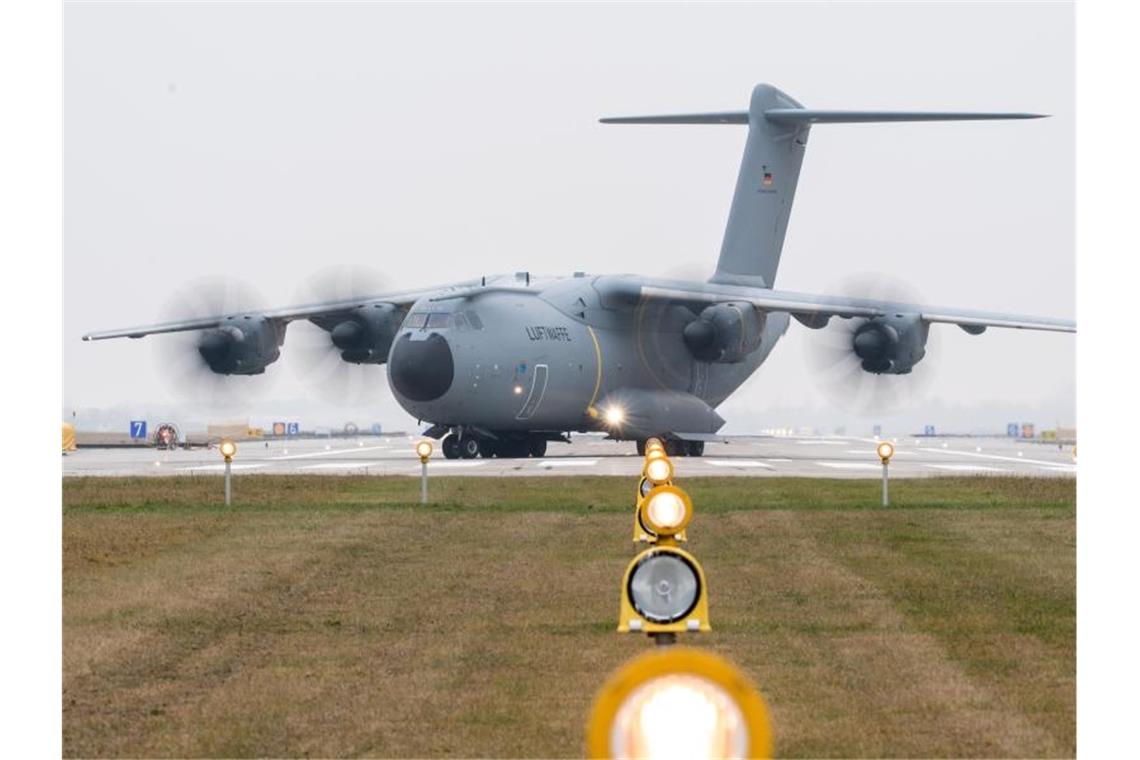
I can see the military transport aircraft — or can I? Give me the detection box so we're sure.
[84,83,1075,459]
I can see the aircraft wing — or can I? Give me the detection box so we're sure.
[82,280,480,341]
[637,282,1075,333]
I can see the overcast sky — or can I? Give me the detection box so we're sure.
[63,1,1074,436]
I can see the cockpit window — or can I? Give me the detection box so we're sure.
[465,311,484,330]
[426,313,451,329]
[452,312,470,330]
[404,313,428,329]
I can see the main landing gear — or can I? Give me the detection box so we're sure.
[440,433,549,459]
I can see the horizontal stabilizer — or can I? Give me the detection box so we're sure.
[601,109,1047,126]
[762,109,1047,124]
[599,112,747,125]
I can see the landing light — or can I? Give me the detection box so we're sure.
[513,384,525,395]
[605,406,625,426]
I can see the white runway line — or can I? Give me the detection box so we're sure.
[300,462,383,470]
[533,459,599,468]
[177,463,267,472]
[796,440,847,445]
[816,462,881,470]
[271,445,393,460]
[925,464,1010,473]
[766,458,793,463]
[918,447,1073,469]
[426,461,487,469]
[705,460,775,469]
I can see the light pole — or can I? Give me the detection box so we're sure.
[876,441,895,507]
[219,439,238,506]
[416,440,433,504]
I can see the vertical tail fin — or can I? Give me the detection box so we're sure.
[601,84,1045,288]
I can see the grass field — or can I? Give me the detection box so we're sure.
[63,475,1075,758]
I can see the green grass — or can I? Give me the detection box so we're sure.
[63,474,1075,513]
[63,476,1075,758]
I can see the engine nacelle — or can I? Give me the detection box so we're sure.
[327,303,403,364]
[197,316,283,375]
[853,313,929,374]
[682,301,765,363]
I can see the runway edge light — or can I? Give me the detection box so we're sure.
[618,544,710,634]
[586,647,772,759]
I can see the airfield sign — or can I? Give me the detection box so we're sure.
[287,422,300,436]
[129,420,147,440]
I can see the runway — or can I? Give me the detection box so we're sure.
[62,434,1076,478]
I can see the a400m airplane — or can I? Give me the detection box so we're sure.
[84,83,1075,459]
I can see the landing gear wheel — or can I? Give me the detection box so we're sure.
[636,439,646,456]
[480,440,500,458]
[665,439,684,457]
[442,434,460,460]
[686,440,705,457]
[528,438,547,458]
[459,437,481,459]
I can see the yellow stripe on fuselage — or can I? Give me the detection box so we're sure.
[585,325,603,415]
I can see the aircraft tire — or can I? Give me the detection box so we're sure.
[442,434,461,460]
[666,439,684,457]
[528,438,547,458]
[636,439,646,456]
[459,437,481,459]
[686,440,705,457]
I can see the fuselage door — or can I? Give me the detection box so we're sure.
[516,363,549,420]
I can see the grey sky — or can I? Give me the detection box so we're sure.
[63,1,1074,435]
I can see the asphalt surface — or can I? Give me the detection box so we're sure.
[62,434,1076,478]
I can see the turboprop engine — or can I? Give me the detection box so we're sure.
[851,313,929,374]
[197,316,283,375]
[682,301,765,363]
[319,303,403,364]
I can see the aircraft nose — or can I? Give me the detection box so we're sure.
[388,332,454,401]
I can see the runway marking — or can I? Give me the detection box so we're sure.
[534,459,599,468]
[427,461,487,469]
[706,460,775,469]
[918,447,1074,469]
[300,461,384,470]
[177,463,267,472]
[766,458,793,463]
[797,440,847,445]
[925,464,1010,473]
[271,445,393,460]
[816,462,881,470]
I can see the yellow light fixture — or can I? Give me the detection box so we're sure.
[638,485,693,537]
[618,545,709,634]
[645,437,665,453]
[645,448,667,464]
[643,456,674,485]
[876,440,895,463]
[586,647,772,759]
[219,438,237,462]
[415,439,434,462]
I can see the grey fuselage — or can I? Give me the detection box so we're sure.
[386,273,789,439]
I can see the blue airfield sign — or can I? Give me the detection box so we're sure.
[129,420,147,440]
